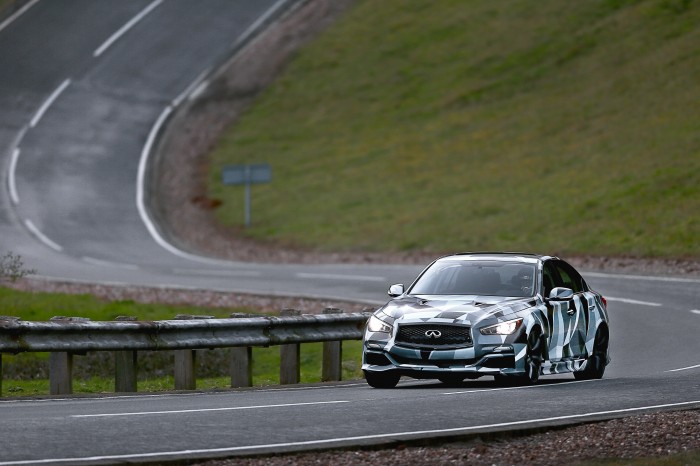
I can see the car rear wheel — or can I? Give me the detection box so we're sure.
[364,370,400,388]
[574,325,608,380]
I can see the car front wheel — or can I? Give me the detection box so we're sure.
[364,370,400,388]
[522,327,545,385]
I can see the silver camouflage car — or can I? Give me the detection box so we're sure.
[362,252,610,388]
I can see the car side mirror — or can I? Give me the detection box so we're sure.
[388,284,405,298]
[548,287,574,301]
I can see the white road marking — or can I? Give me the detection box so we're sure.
[188,79,210,101]
[172,268,261,277]
[81,257,138,270]
[23,219,62,252]
[8,148,21,204]
[442,379,597,395]
[691,310,700,315]
[70,400,349,418]
[7,400,700,465]
[296,272,386,282]
[231,0,289,49]
[585,271,700,284]
[172,68,210,106]
[136,107,239,267]
[666,364,700,373]
[605,296,662,307]
[136,106,177,252]
[0,0,39,33]
[29,79,71,128]
[92,0,162,57]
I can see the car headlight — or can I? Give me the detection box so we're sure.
[480,318,523,335]
[367,315,393,333]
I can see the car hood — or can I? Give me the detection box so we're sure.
[379,294,538,326]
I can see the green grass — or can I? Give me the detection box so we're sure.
[0,287,363,396]
[0,285,259,321]
[208,0,700,258]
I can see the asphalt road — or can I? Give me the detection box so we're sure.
[0,1,699,465]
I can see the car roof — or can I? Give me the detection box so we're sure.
[436,252,556,264]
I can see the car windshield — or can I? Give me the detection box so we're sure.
[409,260,536,297]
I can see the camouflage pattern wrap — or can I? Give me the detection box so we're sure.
[362,253,610,384]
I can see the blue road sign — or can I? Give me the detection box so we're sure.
[221,164,272,228]
[222,164,272,185]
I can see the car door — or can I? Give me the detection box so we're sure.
[555,261,589,358]
[543,260,587,361]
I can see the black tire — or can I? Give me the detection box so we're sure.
[574,326,609,380]
[438,374,465,385]
[521,327,545,385]
[494,328,545,386]
[364,370,400,388]
[493,374,518,386]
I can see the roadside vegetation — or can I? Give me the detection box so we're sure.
[0,252,34,283]
[0,287,362,397]
[208,0,700,258]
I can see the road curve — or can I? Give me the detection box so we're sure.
[0,1,699,465]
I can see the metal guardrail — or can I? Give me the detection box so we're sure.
[0,310,371,396]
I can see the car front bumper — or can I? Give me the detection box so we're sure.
[362,340,527,378]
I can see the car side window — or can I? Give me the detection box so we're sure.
[555,261,584,293]
[542,262,558,297]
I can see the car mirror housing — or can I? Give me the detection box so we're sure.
[548,287,574,301]
[388,284,404,297]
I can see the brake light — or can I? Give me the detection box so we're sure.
[601,295,607,309]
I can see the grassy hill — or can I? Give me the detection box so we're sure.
[207,0,700,258]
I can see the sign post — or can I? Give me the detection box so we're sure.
[222,163,272,228]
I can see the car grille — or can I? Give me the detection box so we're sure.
[395,324,473,349]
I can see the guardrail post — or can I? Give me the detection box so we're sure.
[322,308,344,382]
[173,315,212,390]
[230,313,254,388]
[0,316,20,398]
[49,317,89,395]
[174,350,196,390]
[49,352,73,395]
[115,350,138,392]
[280,309,301,384]
[114,316,138,393]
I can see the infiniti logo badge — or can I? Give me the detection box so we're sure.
[425,330,442,339]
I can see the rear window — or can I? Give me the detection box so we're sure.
[409,260,536,297]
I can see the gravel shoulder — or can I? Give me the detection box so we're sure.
[196,409,700,466]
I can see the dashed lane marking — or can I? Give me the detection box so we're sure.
[93,0,163,57]
[70,400,349,418]
[605,296,662,307]
[172,268,261,277]
[29,79,71,128]
[296,272,385,282]
[24,219,62,252]
[0,0,39,33]
[666,364,700,373]
[81,257,138,270]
